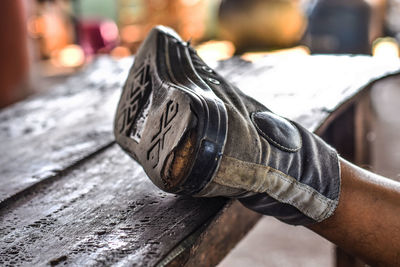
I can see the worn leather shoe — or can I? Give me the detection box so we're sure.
[114,26,340,225]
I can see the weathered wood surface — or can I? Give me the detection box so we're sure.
[1,54,400,266]
[0,145,227,266]
[0,57,133,204]
[217,55,400,132]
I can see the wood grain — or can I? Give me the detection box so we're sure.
[217,55,400,132]
[1,54,400,266]
[0,145,227,266]
[0,57,132,204]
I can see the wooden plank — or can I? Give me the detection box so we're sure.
[0,145,227,266]
[161,201,261,267]
[218,55,400,132]
[1,55,399,205]
[1,55,400,266]
[0,57,133,204]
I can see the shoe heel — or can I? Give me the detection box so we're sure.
[115,46,197,191]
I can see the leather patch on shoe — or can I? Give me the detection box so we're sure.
[251,111,302,152]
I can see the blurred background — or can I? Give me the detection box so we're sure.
[1,0,400,266]
[1,0,400,108]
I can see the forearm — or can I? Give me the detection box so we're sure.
[309,158,400,266]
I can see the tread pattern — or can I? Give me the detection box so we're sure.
[147,100,179,168]
[117,63,153,136]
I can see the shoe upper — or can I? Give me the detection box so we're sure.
[185,38,341,225]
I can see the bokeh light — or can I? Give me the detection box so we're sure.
[100,21,119,43]
[196,40,235,64]
[372,37,400,60]
[56,44,85,68]
[111,46,131,58]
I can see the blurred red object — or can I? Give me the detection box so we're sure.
[78,20,119,56]
[0,0,30,108]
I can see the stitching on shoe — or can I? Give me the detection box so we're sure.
[265,167,338,221]
[250,112,302,152]
[213,155,338,221]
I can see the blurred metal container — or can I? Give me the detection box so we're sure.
[218,0,307,53]
[304,0,372,54]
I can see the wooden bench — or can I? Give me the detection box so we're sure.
[1,54,399,266]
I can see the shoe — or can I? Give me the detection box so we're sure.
[114,26,228,195]
[114,26,340,225]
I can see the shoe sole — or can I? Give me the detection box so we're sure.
[114,26,228,194]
